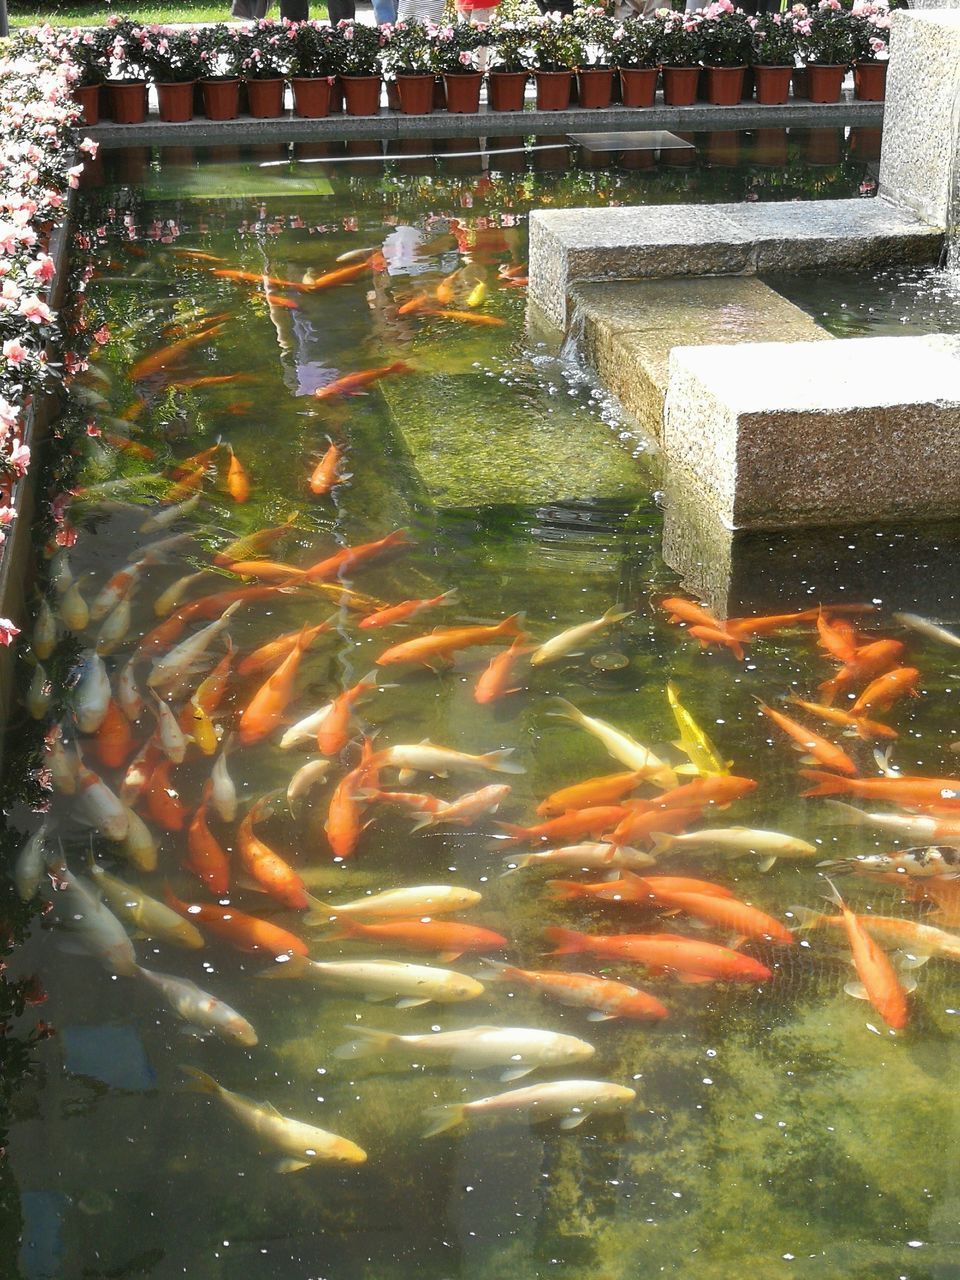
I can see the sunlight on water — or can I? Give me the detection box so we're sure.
[5,139,960,1280]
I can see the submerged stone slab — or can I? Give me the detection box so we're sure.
[662,334,960,529]
[879,10,960,224]
[380,373,642,508]
[528,200,943,331]
[574,278,831,440]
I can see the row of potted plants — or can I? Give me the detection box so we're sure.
[40,2,890,124]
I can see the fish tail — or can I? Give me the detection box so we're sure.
[543,926,587,956]
[423,1103,467,1138]
[498,612,526,638]
[545,879,585,900]
[602,605,634,624]
[649,832,678,857]
[256,955,308,980]
[409,811,437,834]
[820,876,845,910]
[480,749,525,776]
[389,361,414,374]
[817,677,839,706]
[788,905,828,932]
[545,696,582,725]
[333,1026,398,1060]
[318,919,364,943]
[798,770,851,798]
[180,1065,220,1095]
[821,799,867,825]
[494,821,528,843]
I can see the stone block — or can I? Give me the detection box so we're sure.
[879,10,960,224]
[662,334,960,529]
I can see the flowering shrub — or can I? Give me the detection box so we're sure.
[380,20,435,76]
[751,13,799,66]
[42,26,112,88]
[238,18,297,79]
[849,0,890,61]
[291,20,343,77]
[795,1,857,65]
[576,7,616,65]
[136,26,206,83]
[486,18,531,72]
[335,20,386,76]
[654,8,702,66]
[697,1,755,66]
[104,16,147,80]
[609,16,660,67]
[197,23,248,79]
[522,14,585,71]
[431,22,488,75]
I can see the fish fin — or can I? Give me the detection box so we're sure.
[673,763,702,777]
[543,927,585,956]
[545,697,581,724]
[438,949,464,964]
[558,1111,589,1130]
[261,1101,284,1118]
[545,880,584,901]
[256,955,308,980]
[180,1065,220,1094]
[898,972,919,992]
[500,1066,535,1082]
[649,833,677,858]
[586,1010,618,1022]
[478,957,508,973]
[798,770,850,798]
[795,753,820,765]
[409,813,436,834]
[363,993,391,1003]
[480,748,525,776]
[788,905,826,931]
[275,1158,311,1174]
[843,980,869,1001]
[494,822,528,844]
[333,1027,396,1059]
[602,606,634,624]
[677,972,714,985]
[757,856,778,873]
[423,1104,466,1138]
[397,769,415,785]
[394,997,431,1008]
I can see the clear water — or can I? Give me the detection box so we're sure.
[767,266,960,339]
[5,137,960,1280]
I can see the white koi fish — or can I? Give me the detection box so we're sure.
[88,860,202,948]
[318,884,482,921]
[548,699,677,788]
[137,968,256,1045]
[529,606,633,667]
[374,741,524,783]
[423,1079,636,1137]
[33,598,57,659]
[139,491,201,534]
[287,758,331,814]
[335,1024,595,1081]
[210,744,237,822]
[74,652,111,733]
[650,827,818,870]
[503,842,656,875]
[279,702,334,751]
[150,690,189,764]
[258,956,484,1006]
[147,600,241,692]
[51,867,137,976]
[75,761,129,842]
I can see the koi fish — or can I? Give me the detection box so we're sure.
[186,785,230,896]
[421,308,507,327]
[170,249,227,263]
[237,794,310,911]
[238,626,314,746]
[170,444,222,481]
[235,620,330,679]
[648,826,818,869]
[87,860,203,949]
[422,1080,636,1137]
[50,867,138,976]
[319,917,507,962]
[313,361,414,401]
[90,556,150,622]
[147,601,242,694]
[335,1025,594,1082]
[818,638,906,705]
[164,888,308,958]
[818,879,911,1029]
[483,960,668,1022]
[325,739,379,859]
[530,606,633,667]
[755,699,858,776]
[536,770,651,817]
[171,374,257,390]
[650,887,794,945]
[287,758,331,814]
[546,872,735,905]
[659,596,722,630]
[150,690,189,764]
[137,968,257,1046]
[166,463,208,506]
[821,802,960,845]
[307,255,382,291]
[785,695,897,742]
[59,577,90,632]
[544,926,772,983]
[666,681,730,777]
[257,955,484,1006]
[317,670,379,756]
[309,442,351,497]
[211,267,307,292]
[373,742,524,781]
[182,1067,366,1171]
[496,807,630,846]
[210,744,237,823]
[194,642,235,716]
[816,610,863,664]
[398,292,431,315]
[154,571,215,618]
[548,699,677,789]
[893,612,960,650]
[800,771,960,807]
[226,560,307,583]
[33,598,57,660]
[129,323,226,381]
[474,637,532,704]
[724,608,821,639]
[377,612,524,667]
[144,758,187,832]
[605,804,704,849]
[503,843,656,875]
[632,775,758,813]
[138,492,202,535]
[319,885,482,921]
[358,589,458,630]
[406,783,511,832]
[850,667,920,717]
[688,624,745,660]
[214,511,299,566]
[225,445,251,503]
[76,760,129,841]
[27,663,51,720]
[791,904,960,962]
[94,700,134,771]
[303,528,411,582]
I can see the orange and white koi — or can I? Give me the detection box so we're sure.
[317,670,379,756]
[545,926,772,983]
[237,796,310,911]
[483,961,668,1022]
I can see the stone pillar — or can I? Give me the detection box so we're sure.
[878,9,960,226]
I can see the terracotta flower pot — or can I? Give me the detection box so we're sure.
[341,74,382,116]
[661,65,699,107]
[619,147,656,170]
[202,78,240,120]
[577,66,613,109]
[395,73,434,114]
[534,69,572,111]
[705,129,739,166]
[292,76,333,118]
[246,77,285,117]
[849,125,882,161]
[443,72,483,114]
[854,59,887,101]
[618,66,657,108]
[156,81,195,123]
[751,126,788,166]
[703,65,745,106]
[109,80,148,124]
[661,131,696,165]
[488,70,527,111]
[805,62,846,103]
[73,83,100,125]
[753,65,793,106]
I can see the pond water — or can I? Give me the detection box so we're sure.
[5,138,960,1280]
[766,265,960,339]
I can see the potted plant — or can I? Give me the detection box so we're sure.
[799,0,855,103]
[697,1,753,106]
[239,18,296,117]
[381,20,435,114]
[574,7,615,110]
[52,26,110,124]
[609,16,659,109]
[751,13,799,105]
[486,18,530,111]
[432,21,486,114]
[290,20,341,117]
[198,23,246,119]
[136,26,205,122]
[522,14,584,111]
[656,9,701,107]
[335,20,385,115]
[849,1,890,101]
[105,17,148,124]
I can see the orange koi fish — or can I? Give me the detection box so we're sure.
[303,529,411,583]
[102,433,156,460]
[317,671,379,757]
[144,757,186,831]
[321,918,508,962]
[647,887,794,945]
[496,806,629,846]
[226,560,306,583]
[238,626,313,746]
[785,695,897,742]
[688,624,745,660]
[377,612,524,667]
[404,784,511,832]
[164,888,308,958]
[816,611,862,664]
[604,804,704,849]
[166,463,208,504]
[306,255,382,292]
[822,880,910,1029]
[755,699,858,776]
[724,608,820,639]
[94,699,134,771]
[635,775,758,813]
[237,797,310,910]
[325,740,379,860]
[194,640,235,716]
[850,666,920,717]
[313,361,414,401]
[170,249,227,263]
[546,872,734,905]
[213,512,299,567]
[421,308,506,327]
[358,589,458,631]
[398,292,431,316]
[473,636,531,705]
[265,294,299,310]
[170,443,222,481]
[906,877,960,926]
[488,964,668,1022]
[545,926,772,982]
[235,621,329,679]
[129,324,226,381]
[225,445,251,503]
[171,373,257,390]
[536,770,649,817]
[309,443,350,497]
[211,267,306,292]
[499,263,528,279]
[659,596,722,629]
[800,770,960,807]
[819,638,906,705]
[185,784,230,896]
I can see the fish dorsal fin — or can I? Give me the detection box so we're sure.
[260,1100,285,1118]
[558,1111,589,1129]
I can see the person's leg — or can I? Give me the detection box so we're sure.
[326,0,356,20]
[279,0,308,17]
[372,0,397,22]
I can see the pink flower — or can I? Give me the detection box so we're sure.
[0,506,16,526]
[27,253,56,283]
[93,324,110,345]
[79,137,99,156]
[2,339,27,365]
[19,295,54,324]
[0,619,20,646]
[8,439,30,475]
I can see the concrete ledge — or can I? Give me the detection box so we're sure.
[529,198,942,331]
[662,334,960,529]
[88,95,883,148]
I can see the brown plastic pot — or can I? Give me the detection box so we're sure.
[805,62,846,103]
[661,65,699,107]
[703,65,745,105]
[753,65,793,105]
[395,73,434,114]
[618,66,657,108]
[487,70,527,111]
[534,69,572,111]
[246,77,285,117]
[291,76,333,118]
[576,66,613,109]
[73,83,101,125]
[156,81,195,123]
[201,78,240,120]
[341,74,382,116]
[108,80,148,124]
[443,72,483,114]
[854,59,887,101]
